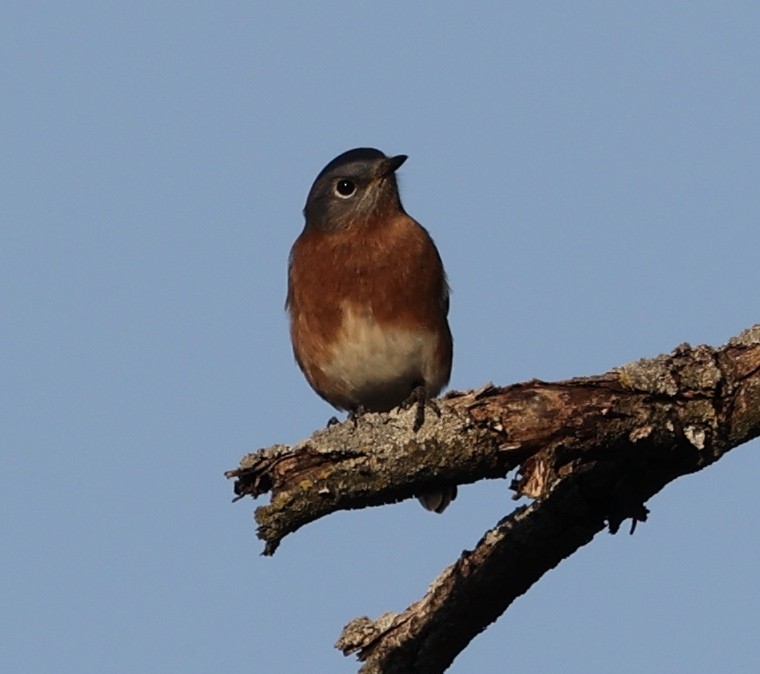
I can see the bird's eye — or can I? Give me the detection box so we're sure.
[334,179,356,198]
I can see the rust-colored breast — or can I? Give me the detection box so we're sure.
[287,214,452,409]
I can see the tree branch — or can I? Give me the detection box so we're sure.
[228,325,760,672]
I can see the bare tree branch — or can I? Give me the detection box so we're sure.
[228,325,760,672]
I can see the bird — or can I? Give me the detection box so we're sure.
[286,147,456,513]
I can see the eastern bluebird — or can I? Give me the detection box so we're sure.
[286,148,456,513]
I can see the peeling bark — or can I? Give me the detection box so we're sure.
[227,325,760,673]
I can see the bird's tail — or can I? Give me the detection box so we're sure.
[417,486,458,514]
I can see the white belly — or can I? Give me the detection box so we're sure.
[322,309,439,411]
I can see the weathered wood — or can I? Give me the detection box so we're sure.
[228,325,760,672]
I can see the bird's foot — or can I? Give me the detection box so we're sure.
[402,385,441,432]
[347,405,368,428]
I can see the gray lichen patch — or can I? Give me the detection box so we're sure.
[728,323,760,347]
[615,355,679,395]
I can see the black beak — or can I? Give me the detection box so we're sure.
[379,154,408,177]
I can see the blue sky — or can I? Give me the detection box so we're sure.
[2,3,759,672]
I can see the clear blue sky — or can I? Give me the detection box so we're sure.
[3,3,759,672]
